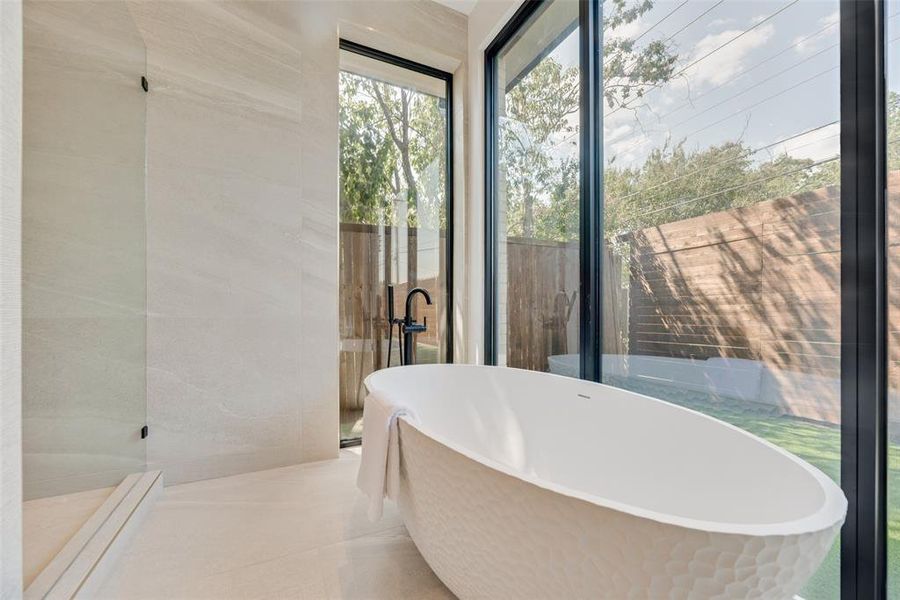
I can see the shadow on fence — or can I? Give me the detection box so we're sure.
[338,173,900,428]
[627,174,900,425]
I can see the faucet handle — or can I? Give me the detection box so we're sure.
[423,316,427,329]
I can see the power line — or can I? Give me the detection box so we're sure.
[551,0,824,155]
[613,0,727,80]
[609,121,838,204]
[604,0,692,73]
[555,17,839,156]
[673,66,835,143]
[632,0,692,44]
[669,0,800,81]
[533,6,846,175]
[656,19,838,121]
[612,51,836,158]
[668,44,836,129]
[556,46,841,167]
[638,154,838,217]
[612,65,837,162]
[607,0,800,119]
[613,45,836,158]
[657,0,727,50]
[547,0,705,151]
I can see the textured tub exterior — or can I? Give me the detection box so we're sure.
[365,365,845,599]
[398,421,838,599]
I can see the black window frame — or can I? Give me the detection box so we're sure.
[483,0,601,374]
[338,39,455,447]
[840,0,887,597]
[484,1,889,598]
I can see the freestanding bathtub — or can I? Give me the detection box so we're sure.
[363,364,846,599]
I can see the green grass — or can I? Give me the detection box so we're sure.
[607,376,900,600]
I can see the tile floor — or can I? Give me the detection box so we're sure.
[23,485,114,587]
[93,450,453,599]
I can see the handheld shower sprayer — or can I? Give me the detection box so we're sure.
[386,285,400,368]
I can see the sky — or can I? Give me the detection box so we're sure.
[539,0,900,172]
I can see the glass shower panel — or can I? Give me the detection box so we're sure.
[490,0,581,377]
[22,0,147,500]
[338,49,450,443]
[599,1,841,596]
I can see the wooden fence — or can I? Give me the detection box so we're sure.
[340,173,900,423]
[502,237,627,372]
[339,224,627,410]
[627,173,900,423]
[339,223,446,412]
[629,185,841,368]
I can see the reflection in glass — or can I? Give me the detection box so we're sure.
[338,50,450,442]
[491,0,581,376]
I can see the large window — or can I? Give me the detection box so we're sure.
[338,42,452,444]
[486,0,891,597]
[486,0,581,375]
[601,1,841,597]
[887,0,899,594]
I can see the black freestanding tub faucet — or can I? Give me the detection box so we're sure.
[402,287,432,366]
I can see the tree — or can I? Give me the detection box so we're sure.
[501,58,578,238]
[603,140,841,237]
[339,70,448,312]
[604,92,900,236]
[602,0,678,112]
[501,0,679,241]
[339,72,446,230]
[339,72,398,225]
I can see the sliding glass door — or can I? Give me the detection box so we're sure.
[338,42,452,444]
[486,0,891,597]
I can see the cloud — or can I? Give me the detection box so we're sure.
[605,124,634,144]
[609,131,655,165]
[820,11,840,28]
[680,23,775,87]
[772,121,840,161]
[707,17,736,30]
[604,115,674,168]
[793,11,839,55]
[610,18,643,42]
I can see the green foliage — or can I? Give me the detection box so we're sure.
[603,0,678,111]
[604,141,841,237]
[501,57,580,239]
[340,9,900,243]
[501,0,679,241]
[339,72,397,225]
[339,72,447,228]
[604,93,900,237]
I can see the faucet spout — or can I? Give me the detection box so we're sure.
[404,287,432,320]
[402,287,433,366]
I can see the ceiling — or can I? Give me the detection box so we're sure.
[431,0,478,15]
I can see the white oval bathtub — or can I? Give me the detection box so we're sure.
[364,364,846,599]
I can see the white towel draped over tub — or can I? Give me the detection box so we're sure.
[356,391,416,521]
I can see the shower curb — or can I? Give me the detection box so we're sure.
[24,470,163,600]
